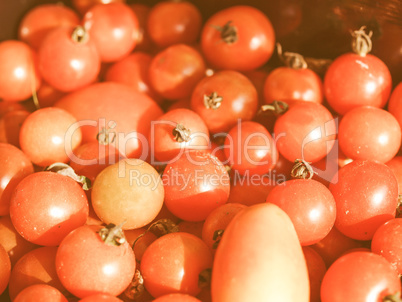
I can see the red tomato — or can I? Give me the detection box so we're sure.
[211,203,309,301]
[19,107,82,167]
[266,179,336,245]
[150,108,210,163]
[10,172,89,246]
[72,0,126,15]
[56,225,136,298]
[201,203,247,253]
[338,106,401,163]
[371,218,402,275]
[191,70,258,133]
[302,247,326,302]
[149,44,206,100]
[274,101,336,163]
[201,6,275,71]
[147,1,202,48]
[387,82,402,130]
[0,245,10,295]
[224,121,278,175]
[329,160,398,240]
[14,284,67,302]
[324,53,392,115]
[141,232,213,298]
[263,67,324,104]
[152,293,202,302]
[320,252,401,301]
[18,4,80,50]
[8,246,66,300]
[0,40,41,102]
[0,143,34,215]
[82,3,139,62]
[91,159,164,230]
[55,82,163,159]
[162,151,230,221]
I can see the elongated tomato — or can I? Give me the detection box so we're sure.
[211,203,309,302]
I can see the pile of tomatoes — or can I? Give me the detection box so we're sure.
[0,0,402,301]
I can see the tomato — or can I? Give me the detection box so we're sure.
[211,203,309,301]
[320,251,401,301]
[91,159,164,230]
[162,151,230,222]
[147,1,202,48]
[302,247,326,302]
[152,293,202,302]
[371,218,402,274]
[263,67,324,104]
[385,156,402,193]
[56,225,135,298]
[266,179,336,245]
[38,26,100,92]
[324,53,392,115]
[19,107,82,167]
[72,0,126,15]
[82,3,139,62]
[0,245,10,295]
[55,82,163,159]
[387,82,402,130]
[224,121,278,175]
[201,203,246,253]
[151,108,210,163]
[18,4,80,50]
[201,6,275,71]
[124,228,157,262]
[0,143,34,215]
[0,216,37,267]
[8,246,66,300]
[141,232,213,297]
[329,160,398,240]
[148,44,206,100]
[338,106,401,163]
[191,70,258,133]
[274,101,336,163]
[10,172,89,246]
[14,284,67,302]
[0,40,41,102]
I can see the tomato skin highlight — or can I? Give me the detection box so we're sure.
[211,203,309,302]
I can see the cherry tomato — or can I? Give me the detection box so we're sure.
[302,247,326,302]
[324,53,392,115]
[19,107,82,167]
[14,284,67,302]
[10,172,89,246]
[266,178,336,245]
[224,121,278,175]
[274,101,336,163]
[149,44,206,100]
[191,70,258,133]
[56,225,135,298]
[0,143,34,215]
[18,4,80,50]
[38,26,100,92]
[55,82,163,159]
[91,159,164,230]
[329,160,398,240]
[141,232,213,298]
[371,218,402,274]
[152,293,202,302]
[263,66,324,104]
[211,203,309,301]
[338,106,401,163]
[151,108,210,163]
[201,6,275,71]
[72,0,126,15]
[0,245,10,295]
[387,82,402,130]
[320,251,401,301]
[147,1,202,48]
[82,3,139,62]
[8,246,66,300]
[0,40,41,102]
[162,151,230,222]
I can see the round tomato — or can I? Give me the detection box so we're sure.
[14,284,67,302]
